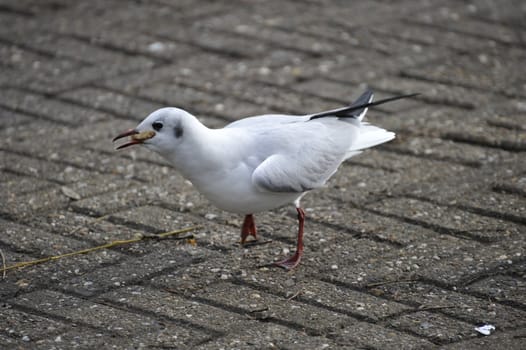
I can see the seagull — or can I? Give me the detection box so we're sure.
[113,90,416,269]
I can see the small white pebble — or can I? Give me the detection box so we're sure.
[148,42,166,53]
[475,324,495,336]
[204,213,218,220]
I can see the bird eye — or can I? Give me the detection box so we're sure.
[152,122,163,131]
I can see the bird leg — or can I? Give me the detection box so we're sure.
[274,207,305,270]
[240,214,258,244]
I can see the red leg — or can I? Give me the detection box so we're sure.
[240,214,258,244]
[274,207,305,270]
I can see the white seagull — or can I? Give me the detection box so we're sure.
[113,90,416,269]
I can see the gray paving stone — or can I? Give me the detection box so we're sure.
[2,185,71,218]
[99,55,227,92]
[30,63,158,95]
[326,152,475,205]
[466,274,526,307]
[369,196,524,242]
[83,28,198,61]
[98,285,245,334]
[135,80,269,121]
[108,205,208,233]
[474,0,526,26]
[389,310,477,343]
[0,333,21,348]
[384,136,512,168]
[4,263,129,302]
[197,325,343,350]
[1,306,68,342]
[369,75,497,111]
[372,20,507,53]
[58,241,196,297]
[0,29,153,67]
[0,119,74,149]
[2,247,124,296]
[59,87,163,120]
[193,281,359,335]
[11,289,211,347]
[429,16,524,46]
[402,47,526,98]
[70,183,177,217]
[0,45,81,88]
[444,328,526,350]
[1,172,139,220]
[0,171,54,198]
[371,281,526,330]
[172,75,336,114]
[0,219,94,257]
[0,149,110,184]
[32,210,159,255]
[248,278,412,322]
[0,89,109,125]
[302,201,440,246]
[149,254,248,295]
[0,106,33,128]
[454,190,526,224]
[204,20,338,57]
[332,320,437,349]
[29,328,135,350]
[323,230,524,289]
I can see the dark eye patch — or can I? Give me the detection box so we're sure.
[174,124,183,138]
[152,122,163,131]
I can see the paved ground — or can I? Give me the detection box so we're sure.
[1,0,525,349]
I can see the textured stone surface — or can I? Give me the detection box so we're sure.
[1,1,525,349]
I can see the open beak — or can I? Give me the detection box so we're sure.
[113,129,156,150]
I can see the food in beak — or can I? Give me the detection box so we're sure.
[113,129,155,149]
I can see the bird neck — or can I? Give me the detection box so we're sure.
[161,119,228,181]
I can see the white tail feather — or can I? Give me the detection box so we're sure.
[349,124,395,152]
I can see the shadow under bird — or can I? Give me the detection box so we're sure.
[113,90,417,269]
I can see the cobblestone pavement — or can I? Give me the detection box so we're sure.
[1,0,526,349]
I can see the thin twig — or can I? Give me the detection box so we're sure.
[0,248,6,279]
[0,226,201,275]
[287,289,302,301]
[237,239,273,247]
[417,305,458,312]
[365,279,420,288]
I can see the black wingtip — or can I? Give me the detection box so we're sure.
[309,92,419,120]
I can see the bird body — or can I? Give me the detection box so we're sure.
[114,90,416,269]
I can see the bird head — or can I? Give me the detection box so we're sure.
[113,107,187,153]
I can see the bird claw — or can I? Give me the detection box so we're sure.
[274,252,302,270]
[240,237,259,245]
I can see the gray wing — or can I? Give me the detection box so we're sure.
[251,120,358,193]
